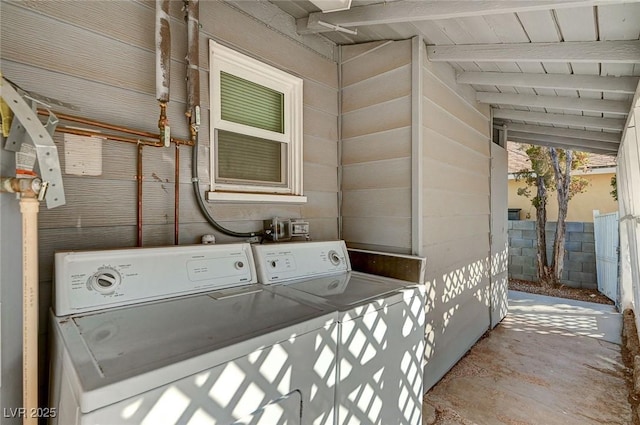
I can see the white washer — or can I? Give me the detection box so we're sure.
[49,243,338,425]
[252,241,426,425]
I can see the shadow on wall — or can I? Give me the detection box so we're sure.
[423,246,509,391]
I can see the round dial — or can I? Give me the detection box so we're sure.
[89,268,121,295]
[234,260,245,270]
[328,250,342,266]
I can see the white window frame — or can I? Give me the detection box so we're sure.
[207,40,305,203]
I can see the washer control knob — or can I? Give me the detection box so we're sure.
[234,261,245,270]
[89,268,121,295]
[328,250,342,266]
[270,260,278,268]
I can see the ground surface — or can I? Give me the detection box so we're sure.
[423,290,630,425]
[509,278,614,306]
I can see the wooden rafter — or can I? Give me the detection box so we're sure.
[493,110,626,131]
[428,40,640,63]
[478,92,630,115]
[508,131,620,150]
[297,0,631,34]
[505,123,621,143]
[458,72,639,94]
[508,137,618,155]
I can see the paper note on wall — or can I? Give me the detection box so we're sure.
[64,134,103,176]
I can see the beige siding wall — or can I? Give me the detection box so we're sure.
[1,0,339,276]
[341,40,413,253]
[339,38,495,392]
[0,0,337,408]
[420,44,493,390]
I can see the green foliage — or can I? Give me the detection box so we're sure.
[516,186,530,198]
[610,175,618,201]
[514,144,590,203]
[568,175,590,200]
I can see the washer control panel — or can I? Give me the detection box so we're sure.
[252,241,350,284]
[54,244,257,316]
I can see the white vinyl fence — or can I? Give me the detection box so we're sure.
[593,210,619,304]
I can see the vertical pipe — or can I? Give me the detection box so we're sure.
[137,144,143,247]
[156,0,171,146]
[174,145,180,245]
[337,45,343,240]
[411,36,424,257]
[156,0,171,103]
[186,0,201,145]
[20,197,39,425]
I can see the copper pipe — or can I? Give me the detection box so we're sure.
[37,109,193,146]
[137,144,144,247]
[40,109,155,139]
[56,126,163,147]
[158,102,170,146]
[174,144,180,245]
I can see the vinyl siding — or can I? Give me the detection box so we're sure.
[341,40,413,253]
[340,37,494,394]
[419,41,493,391]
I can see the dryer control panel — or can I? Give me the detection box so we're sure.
[252,240,351,284]
[54,244,256,316]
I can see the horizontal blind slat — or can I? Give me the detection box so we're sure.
[217,130,283,183]
[220,72,284,134]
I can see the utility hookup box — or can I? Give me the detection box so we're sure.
[263,217,310,242]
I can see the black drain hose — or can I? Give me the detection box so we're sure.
[191,139,262,238]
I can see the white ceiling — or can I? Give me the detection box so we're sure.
[266,0,640,156]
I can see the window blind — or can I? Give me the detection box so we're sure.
[220,72,284,134]
[217,130,284,184]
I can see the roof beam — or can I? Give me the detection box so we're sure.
[428,40,640,63]
[492,109,626,131]
[458,72,639,94]
[509,131,620,150]
[297,1,628,34]
[477,92,630,115]
[508,137,618,156]
[505,123,621,143]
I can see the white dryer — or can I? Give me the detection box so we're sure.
[252,241,426,425]
[49,243,338,425]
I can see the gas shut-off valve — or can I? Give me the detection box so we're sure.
[1,176,46,200]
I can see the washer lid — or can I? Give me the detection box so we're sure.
[55,285,335,413]
[277,272,407,308]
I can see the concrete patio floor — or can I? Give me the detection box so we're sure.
[423,290,631,425]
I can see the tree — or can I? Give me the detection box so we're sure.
[515,145,589,287]
[610,175,618,201]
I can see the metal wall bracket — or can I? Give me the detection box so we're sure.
[4,95,35,152]
[1,77,66,208]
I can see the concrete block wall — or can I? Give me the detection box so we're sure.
[508,221,597,289]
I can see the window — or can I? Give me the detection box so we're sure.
[208,41,305,203]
